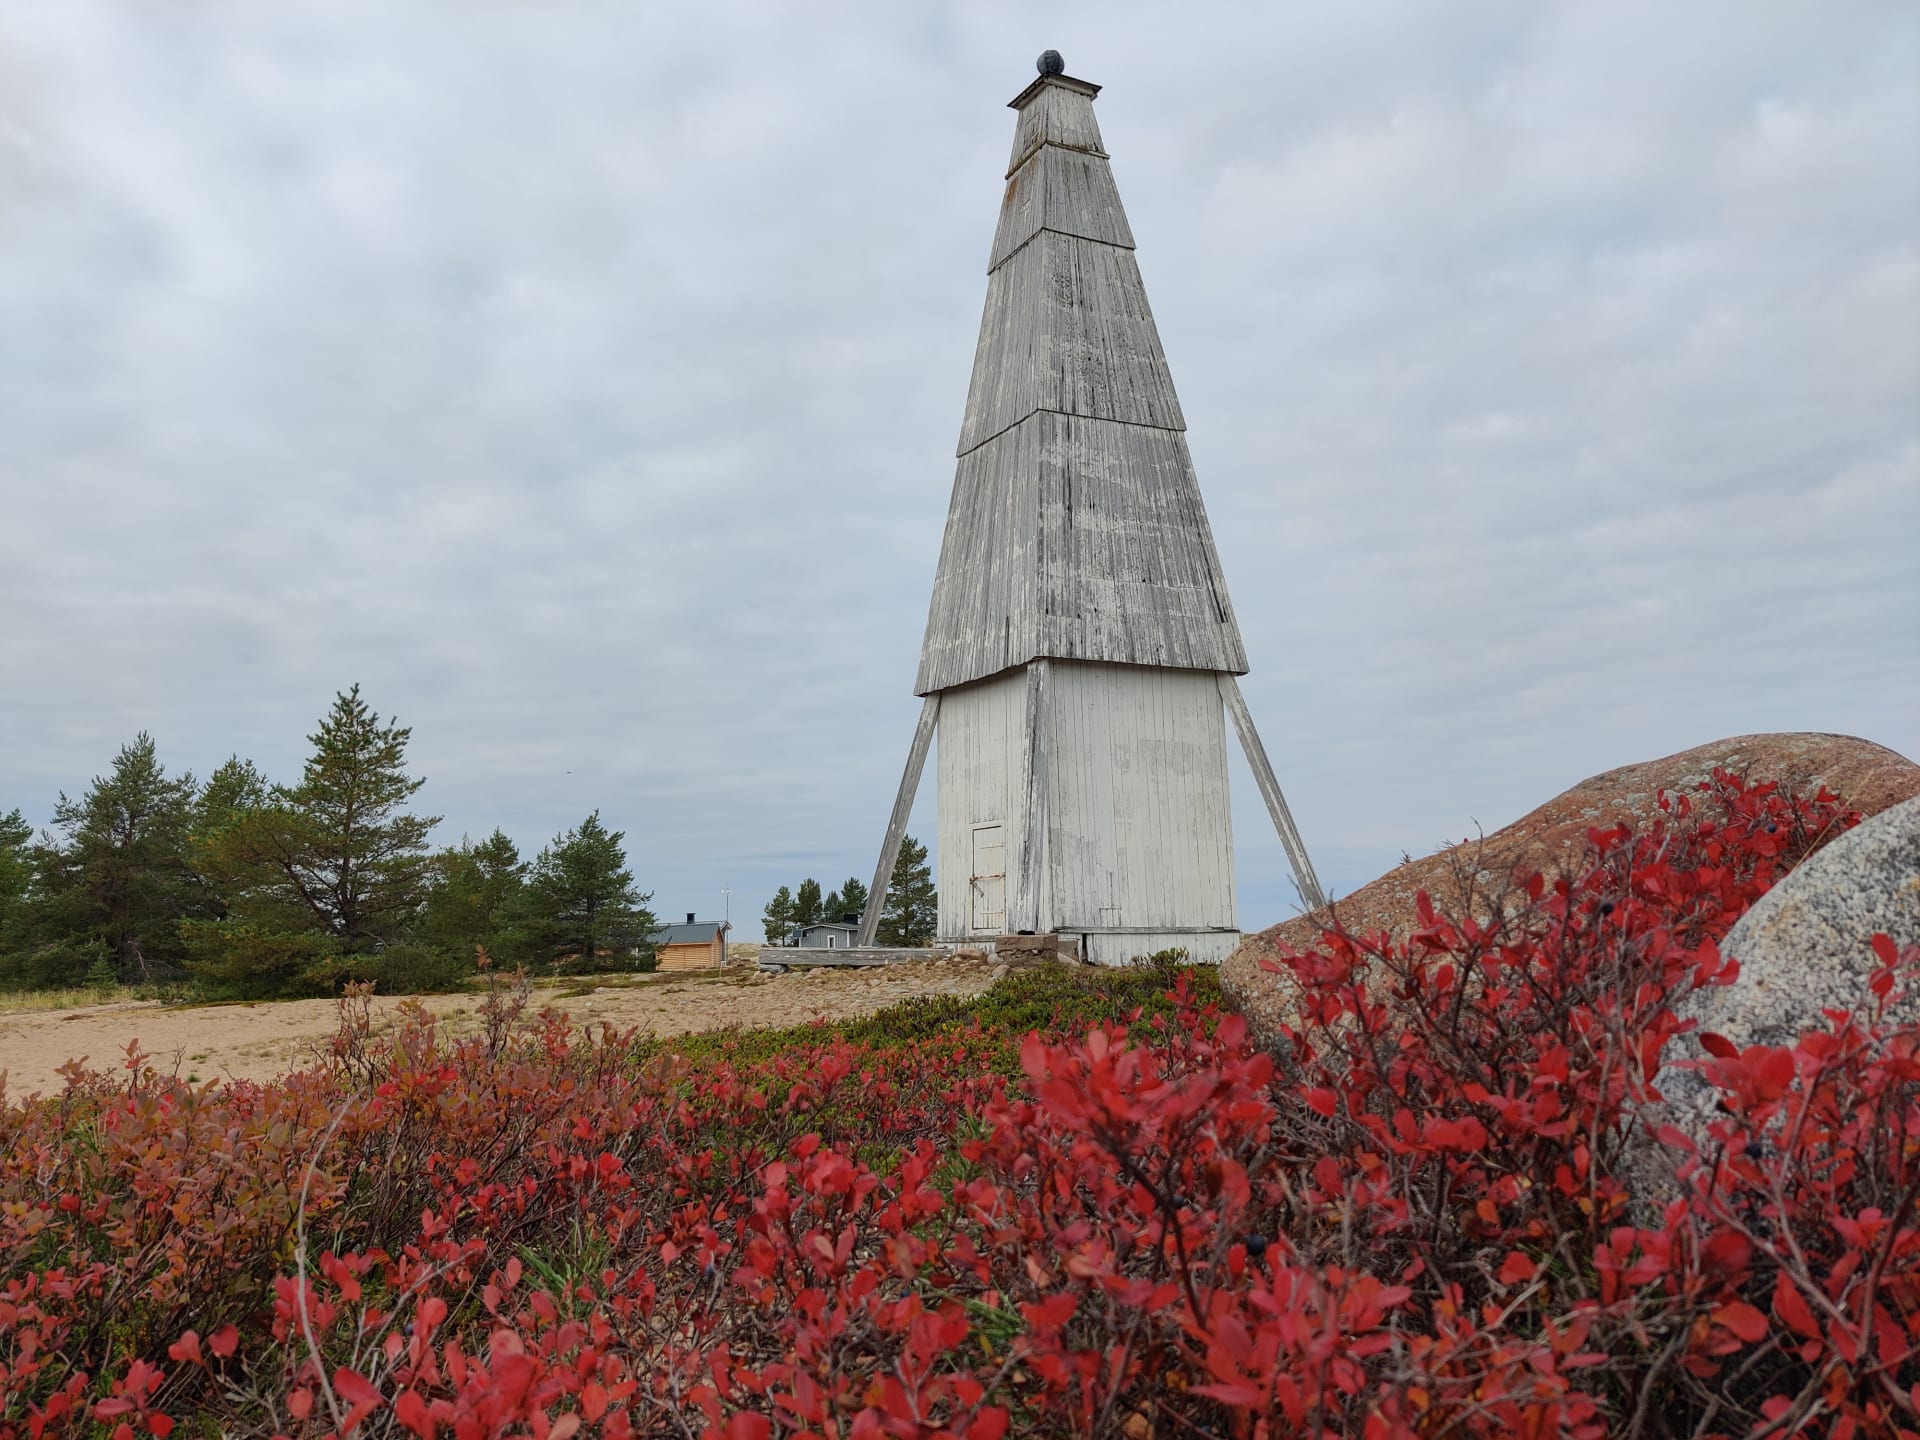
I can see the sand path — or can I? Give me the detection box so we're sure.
[0,959,1001,1099]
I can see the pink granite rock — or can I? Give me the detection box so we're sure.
[1221,732,1920,1044]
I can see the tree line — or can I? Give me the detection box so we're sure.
[761,836,937,946]
[0,686,658,998]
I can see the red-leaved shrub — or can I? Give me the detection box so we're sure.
[1,771,1914,1438]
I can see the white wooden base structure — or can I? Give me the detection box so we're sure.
[931,659,1239,963]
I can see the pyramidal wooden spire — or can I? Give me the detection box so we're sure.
[914,65,1248,696]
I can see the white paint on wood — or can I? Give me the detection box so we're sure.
[1015,658,1051,932]
[935,661,1238,960]
[969,823,1006,932]
[856,694,940,947]
[935,669,1029,942]
[1044,661,1236,935]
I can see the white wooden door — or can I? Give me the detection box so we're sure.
[970,823,1005,933]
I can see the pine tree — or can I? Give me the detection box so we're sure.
[821,876,869,925]
[420,829,527,958]
[0,808,36,975]
[762,885,796,944]
[518,812,657,973]
[188,756,270,921]
[186,687,438,994]
[875,835,938,946]
[792,877,824,930]
[277,687,439,949]
[837,876,869,922]
[35,734,202,982]
[194,757,269,838]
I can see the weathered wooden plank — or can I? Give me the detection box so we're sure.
[757,946,959,970]
[1013,659,1051,931]
[957,233,1186,453]
[1218,673,1327,912]
[935,669,1027,940]
[1007,75,1106,175]
[1042,662,1236,932]
[916,413,1247,696]
[989,145,1135,271]
[855,694,940,948]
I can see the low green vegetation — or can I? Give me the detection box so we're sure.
[655,953,1218,1068]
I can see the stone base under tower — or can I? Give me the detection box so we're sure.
[1069,929,1242,968]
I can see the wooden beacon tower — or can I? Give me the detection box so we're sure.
[857,51,1324,965]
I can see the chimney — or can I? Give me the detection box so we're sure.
[686,912,696,925]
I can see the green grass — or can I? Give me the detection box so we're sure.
[648,957,1224,1068]
[0,983,169,1014]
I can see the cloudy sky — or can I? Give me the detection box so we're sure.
[3,1,1915,941]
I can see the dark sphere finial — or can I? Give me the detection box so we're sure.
[1037,49,1065,77]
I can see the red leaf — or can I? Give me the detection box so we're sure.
[166,1332,202,1367]
[1712,1301,1769,1344]
[1871,932,1897,966]
[967,1408,1010,1440]
[727,1415,772,1440]
[1304,1088,1339,1118]
[1194,1383,1266,1406]
[1020,1293,1078,1328]
[394,1391,434,1440]
[208,1326,239,1359]
[334,1369,381,1407]
[1699,1032,1739,1060]
[146,1416,175,1439]
[1773,1273,1821,1340]
[1498,1252,1536,1286]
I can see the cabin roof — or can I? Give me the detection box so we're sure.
[651,920,730,946]
[916,67,1246,696]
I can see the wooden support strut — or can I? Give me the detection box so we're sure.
[855,694,941,948]
[1217,674,1328,913]
[1015,658,1051,932]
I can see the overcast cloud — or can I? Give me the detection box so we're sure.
[3,1,1915,940]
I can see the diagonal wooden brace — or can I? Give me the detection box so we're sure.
[1217,674,1327,913]
[855,695,941,947]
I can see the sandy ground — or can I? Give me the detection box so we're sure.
[0,958,1003,1099]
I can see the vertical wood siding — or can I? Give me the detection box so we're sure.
[933,662,1238,952]
[956,232,1185,453]
[990,145,1135,271]
[916,413,1246,695]
[934,669,1030,940]
[918,71,1245,699]
[1043,662,1236,935]
[1007,78,1107,174]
